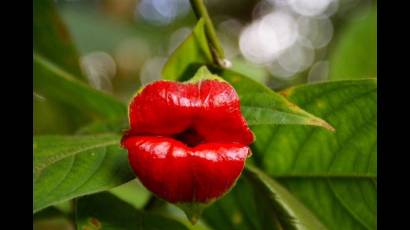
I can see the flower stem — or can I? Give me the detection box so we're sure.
[189,0,225,63]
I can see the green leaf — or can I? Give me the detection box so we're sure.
[33,134,134,213]
[251,79,376,230]
[246,166,326,229]
[215,68,335,131]
[109,179,151,210]
[33,0,84,80]
[228,58,270,85]
[76,192,189,230]
[34,0,91,134]
[185,66,225,83]
[162,18,213,81]
[329,7,376,80]
[34,53,127,121]
[202,166,326,230]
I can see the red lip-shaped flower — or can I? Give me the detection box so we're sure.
[121,67,254,220]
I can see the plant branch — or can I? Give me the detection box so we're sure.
[189,0,225,63]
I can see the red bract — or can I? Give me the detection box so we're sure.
[122,77,254,206]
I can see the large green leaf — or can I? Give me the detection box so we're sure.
[329,6,377,80]
[251,79,377,229]
[202,166,326,230]
[76,192,189,230]
[34,54,127,121]
[215,68,334,131]
[162,18,213,81]
[33,134,134,213]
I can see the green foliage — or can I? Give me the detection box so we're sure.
[33,134,134,213]
[329,7,377,80]
[76,192,189,230]
[203,166,326,230]
[109,180,151,210]
[162,18,213,81]
[34,54,127,121]
[251,79,376,229]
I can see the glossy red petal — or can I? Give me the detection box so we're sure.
[194,80,254,145]
[123,136,250,203]
[129,81,197,136]
[128,80,254,145]
[191,142,250,201]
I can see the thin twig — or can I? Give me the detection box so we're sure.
[189,0,225,66]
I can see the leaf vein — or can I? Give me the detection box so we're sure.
[327,180,372,230]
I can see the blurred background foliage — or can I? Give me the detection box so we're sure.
[33,0,376,229]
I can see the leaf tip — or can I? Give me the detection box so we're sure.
[186,66,225,83]
[323,122,336,132]
[310,118,336,132]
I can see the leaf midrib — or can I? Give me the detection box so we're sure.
[241,103,333,130]
[240,92,316,118]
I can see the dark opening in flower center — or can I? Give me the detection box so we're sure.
[173,128,204,147]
